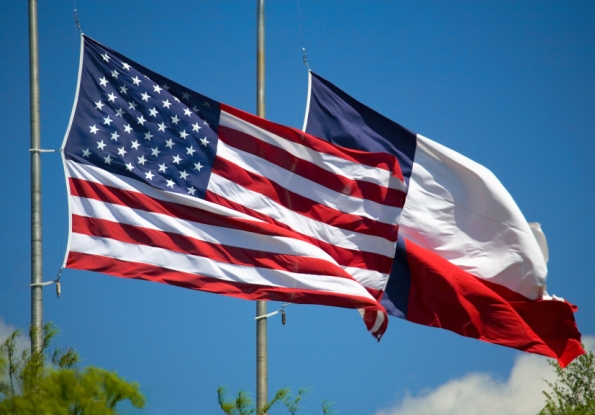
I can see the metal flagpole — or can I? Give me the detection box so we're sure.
[28,0,44,352]
[256,0,268,412]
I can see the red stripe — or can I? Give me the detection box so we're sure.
[69,177,389,292]
[204,189,394,275]
[218,125,406,209]
[212,156,399,242]
[221,104,404,181]
[69,177,318,244]
[72,214,353,279]
[66,251,385,315]
[363,309,388,340]
[405,239,584,367]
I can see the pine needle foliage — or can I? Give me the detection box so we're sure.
[217,386,289,415]
[282,388,309,415]
[217,386,337,415]
[0,322,144,415]
[540,348,595,415]
[321,399,338,415]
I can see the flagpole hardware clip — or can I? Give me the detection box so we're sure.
[30,281,55,287]
[30,268,62,298]
[255,302,290,326]
[29,148,57,153]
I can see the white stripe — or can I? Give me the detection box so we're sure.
[400,134,547,300]
[66,160,261,222]
[370,310,385,334]
[342,267,388,291]
[70,195,340,264]
[70,233,375,299]
[216,139,402,225]
[221,110,406,193]
[207,172,397,258]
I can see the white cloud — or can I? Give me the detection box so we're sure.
[583,336,595,354]
[375,337,595,415]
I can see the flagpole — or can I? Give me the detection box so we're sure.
[255,0,268,412]
[28,0,43,352]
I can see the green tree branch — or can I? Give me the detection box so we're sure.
[540,348,595,415]
[0,322,144,415]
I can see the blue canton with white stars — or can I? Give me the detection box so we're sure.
[64,36,220,199]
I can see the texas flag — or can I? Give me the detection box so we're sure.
[303,71,584,367]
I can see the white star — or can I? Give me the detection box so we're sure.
[131,76,142,86]
[172,154,182,164]
[204,120,210,127]
[99,77,108,87]
[200,137,210,147]
[151,147,161,157]
[182,92,191,100]
[120,85,128,94]
[137,115,146,125]
[153,85,162,94]
[115,108,124,117]
[145,170,155,180]
[186,146,195,156]
[183,108,192,117]
[131,140,140,150]
[94,100,104,110]
[141,92,150,102]
[166,179,175,188]
[103,154,112,164]
[162,99,172,108]
[165,139,174,149]
[158,163,168,172]
[89,125,99,134]
[137,155,147,165]
[111,69,119,79]
[107,93,117,102]
[122,62,131,70]
[179,170,189,180]
[103,116,113,126]
[157,122,166,132]
[118,147,127,156]
[192,122,201,132]
[149,107,158,117]
[193,161,203,171]
[111,131,120,141]
[124,124,133,134]
[101,53,110,62]
[192,105,200,112]
[203,101,210,107]
[96,140,106,150]
[82,148,91,157]
[125,163,134,171]
[187,186,196,196]
[144,131,153,141]
[171,115,180,125]
[128,101,137,110]
[179,130,189,139]
[173,97,180,103]
[162,83,170,91]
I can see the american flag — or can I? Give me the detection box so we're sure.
[61,36,406,339]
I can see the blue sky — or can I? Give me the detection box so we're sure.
[1,1,594,414]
